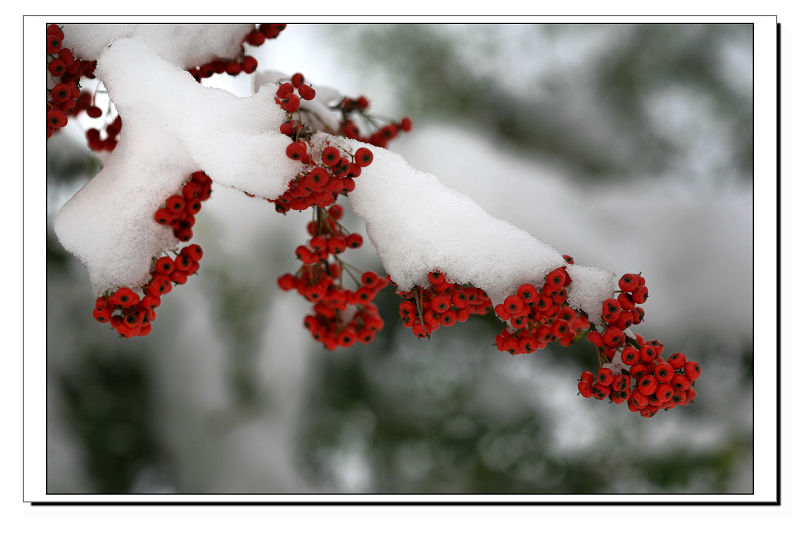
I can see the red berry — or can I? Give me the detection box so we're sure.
[612,374,631,391]
[166,195,185,213]
[655,383,675,402]
[327,236,347,254]
[516,283,537,303]
[354,147,373,167]
[48,58,66,77]
[50,83,71,103]
[86,106,103,118]
[291,72,305,88]
[110,287,139,308]
[47,24,64,40]
[671,374,692,391]
[47,108,67,128]
[286,141,307,160]
[281,93,300,112]
[276,83,294,99]
[654,363,675,383]
[328,204,344,220]
[592,384,611,400]
[546,268,566,287]
[639,345,656,363]
[502,294,524,315]
[632,285,649,304]
[629,363,647,381]
[185,244,203,261]
[667,352,686,370]
[279,121,295,136]
[298,84,315,100]
[618,273,639,292]
[587,331,604,347]
[155,256,175,274]
[92,306,112,323]
[400,117,412,132]
[684,361,702,381]
[247,31,266,46]
[637,375,657,396]
[47,34,62,54]
[345,233,363,249]
[225,61,242,76]
[620,347,639,365]
[602,326,624,347]
[322,146,341,166]
[241,56,258,74]
[597,367,614,386]
[617,292,636,311]
[601,298,621,323]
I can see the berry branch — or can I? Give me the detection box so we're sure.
[49,23,700,418]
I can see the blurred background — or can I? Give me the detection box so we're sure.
[46,23,754,494]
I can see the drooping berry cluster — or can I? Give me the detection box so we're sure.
[153,170,213,242]
[46,24,98,138]
[188,24,285,82]
[85,114,122,152]
[91,172,213,338]
[267,73,374,213]
[394,271,494,339]
[334,94,413,149]
[92,244,204,338]
[493,264,591,355]
[277,204,388,350]
[578,344,701,418]
[244,23,286,45]
[576,272,701,417]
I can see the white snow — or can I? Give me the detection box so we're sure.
[54,32,301,294]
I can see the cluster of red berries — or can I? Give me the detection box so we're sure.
[91,171,212,337]
[153,170,213,242]
[576,272,700,417]
[188,23,286,82]
[245,23,286,45]
[46,24,98,138]
[586,272,649,355]
[578,344,701,418]
[493,262,592,355]
[92,244,204,338]
[85,114,122,152]
[267,73,374,213]
[277,203,388,350]
[188,55,258,82]
[333,94,413,149]
[394,271,494,339]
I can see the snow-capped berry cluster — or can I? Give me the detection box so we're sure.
[188,23,286,82]
[187,23,275,82]
[153,170,213,242]
[92,244,204,338]
[576,272,701,417]
[393,270,493,339]
[493,263,592,355]
[46,24,97,138]
[51,23,703,418]
[266,73,375,213]
[91,171,212,337]
[277,203,388,350]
